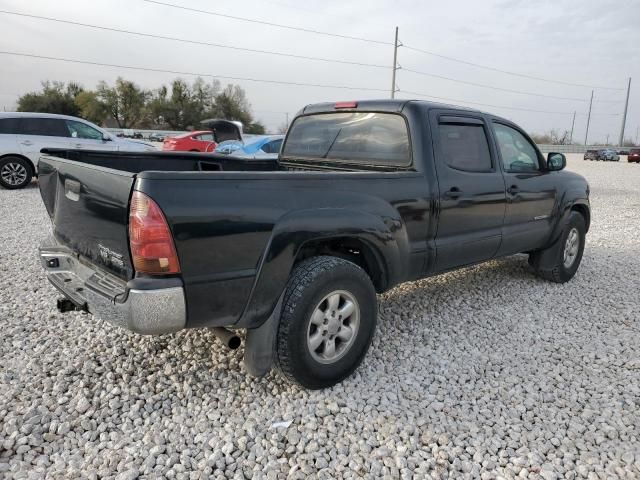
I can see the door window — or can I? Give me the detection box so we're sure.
[493,123,540,172]
[438,123,492,172]
[18,118,69,137]
[0,118,20,134]
[262,139,283,154]
[195,133,214,141]
[65,120,103,140]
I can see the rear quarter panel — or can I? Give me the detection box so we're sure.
[136,171,431,328]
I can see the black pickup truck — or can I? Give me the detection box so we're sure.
[37,100,590,389]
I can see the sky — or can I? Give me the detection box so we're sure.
[0,0,638,144]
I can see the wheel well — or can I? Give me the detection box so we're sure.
[295,237,387,292]
[571,204,590,232]
[0,153,35,174]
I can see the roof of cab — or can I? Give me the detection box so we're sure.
[301,99,481,115]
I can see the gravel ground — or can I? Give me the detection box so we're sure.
[1,154,639,479]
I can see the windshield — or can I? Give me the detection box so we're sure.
[282,112,411,166]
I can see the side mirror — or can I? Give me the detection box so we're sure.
[547,152,566,171]
[102,133,112,142]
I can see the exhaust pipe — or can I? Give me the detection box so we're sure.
[211,327,241,350]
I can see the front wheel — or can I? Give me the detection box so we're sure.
[529,211,586,283]
[276,256,377,389]
[0,156,33,190]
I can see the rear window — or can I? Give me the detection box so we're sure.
[0,118,20,134]
[19,118,69,137]
[282,112,411,166]
[630,149,640,154]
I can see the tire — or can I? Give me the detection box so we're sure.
[0,156,33,190]
[276,256,377,389]
[529,211,586,283]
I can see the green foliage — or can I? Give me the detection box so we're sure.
[17,81,82,116]
[74,90,108,125]
[16,77,261,131]
[245,122,266,134]
[96,78,148,129]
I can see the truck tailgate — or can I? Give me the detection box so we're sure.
[38,155,135,280]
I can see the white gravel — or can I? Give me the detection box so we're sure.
[1,155,639,479]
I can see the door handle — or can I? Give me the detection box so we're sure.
[443,187,462,199]
[20,141,33,146]
[74,144,83,148]
[507,185,520,195]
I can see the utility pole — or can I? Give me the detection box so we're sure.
[584,90,593,146]
[570,111,576,144]
[636,126,639,145]
[285,112,289,125]
[390,26,399,99]
[618,77,631,147]
[606,133,610,145]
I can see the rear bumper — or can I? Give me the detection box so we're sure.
[39,240,186,335]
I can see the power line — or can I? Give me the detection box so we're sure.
[401,44,624,91]
[0,50,389,93]
[0,10,390,70]
[398,89,621,116]
[400,67,591,102]
[142,0,392,45]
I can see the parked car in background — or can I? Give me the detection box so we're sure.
[0,112,155,189]
[617,149,629,156]
[215,135,284,159]
[597,149,620,161]
[584,150,598,161]
[148,132,166,142]
[628,149,640,163]
[163,120,243,153]
[162,131,218,152]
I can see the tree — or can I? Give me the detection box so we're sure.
[96,78,148,128]
[74,90,108,125]
[148,78,220,130]
[245,122,266,134]
[276,122,289,134]
[531,129,571,145]
[17,81,83,116]
[214,85,253,127]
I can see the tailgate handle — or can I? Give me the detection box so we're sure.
[64,179,81,201]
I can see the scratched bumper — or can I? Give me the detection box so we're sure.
[39,239,186,335]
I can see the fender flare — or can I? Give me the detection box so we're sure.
[236,207,409,329]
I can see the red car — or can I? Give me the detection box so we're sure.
[162,120,244,153]
[162,130,217,152]
[628,149,640,163]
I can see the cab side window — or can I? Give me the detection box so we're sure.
[493,123,540,172]
[438,122,492,172]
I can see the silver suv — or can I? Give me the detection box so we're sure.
[0,112,155,189]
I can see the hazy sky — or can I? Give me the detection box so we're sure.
[0,0,638,143]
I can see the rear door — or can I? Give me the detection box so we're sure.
[16,117,71,165]
[192,132,216,152]
[490,121,557,255]
[64,119,117,152]
[430,111,507,271]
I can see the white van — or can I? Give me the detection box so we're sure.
[0,112,156,189]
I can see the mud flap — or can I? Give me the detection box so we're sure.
[243,294,283,377]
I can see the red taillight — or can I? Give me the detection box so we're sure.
[129,191,180,275]
[335,101,357,109]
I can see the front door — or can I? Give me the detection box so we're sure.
[490,121,557,255]
[430,111,507,272]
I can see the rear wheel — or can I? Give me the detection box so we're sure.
[0,156,33,190]
[276,256,377,389]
